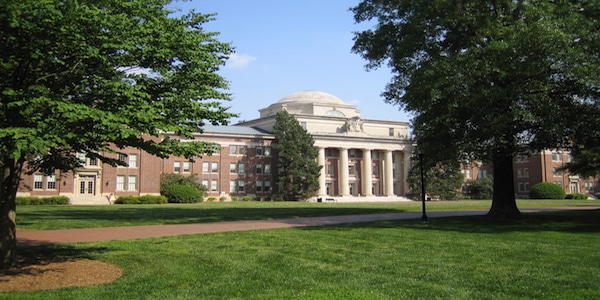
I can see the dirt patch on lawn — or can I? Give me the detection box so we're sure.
[0,254,122,292]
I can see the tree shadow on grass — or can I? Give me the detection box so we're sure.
[17,205,407,229]
[300,209,600,234]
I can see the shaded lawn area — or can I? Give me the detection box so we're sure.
[4,209,599,299]
[15,200,599,230]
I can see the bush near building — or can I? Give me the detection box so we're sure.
[115,195,168,204]
[16,196,69,205]
[164,185,204,203]
[529,182,567,199]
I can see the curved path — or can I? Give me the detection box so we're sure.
[17,207,598,246]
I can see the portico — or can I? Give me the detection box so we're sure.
[239,90,414,201]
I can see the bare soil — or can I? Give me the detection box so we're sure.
[0,253,122,292]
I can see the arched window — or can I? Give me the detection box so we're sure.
[324,110,346,117]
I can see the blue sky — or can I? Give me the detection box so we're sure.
[173,0,411,124]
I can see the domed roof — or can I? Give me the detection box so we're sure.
[277,90,346,105]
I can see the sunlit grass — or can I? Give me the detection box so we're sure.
[5,209,600,299]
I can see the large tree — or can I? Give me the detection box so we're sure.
[272,111,321,201]
[352,0,600,218]
[0,0,235,268]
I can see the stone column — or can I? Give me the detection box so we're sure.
[362,149,373,196]
[384,150,394,196]
[317,147,327,196]
[339,148,350,196]
[403,151,411,195]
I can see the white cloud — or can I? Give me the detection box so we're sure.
[226,53,256,69]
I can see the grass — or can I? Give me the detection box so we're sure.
[16,199,599,230]
[4,208,600,299]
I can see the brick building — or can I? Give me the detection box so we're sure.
[463,151,599,198]
[17,91,415,204]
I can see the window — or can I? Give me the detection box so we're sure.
[229,180,236,193]
[229,145,237,155]
[372,163,379,177]
[118,154,127,164]
[372,151,380,159]
[552,152,563,162]
[202,180,209,189]
[238,163,245,174]
[47,175,56,189]
[348,165,356,175]
[264,164,271,174]
[256,147,263,156]
[183,162,190,173]
[327,162,334,176]
[211,162,219,173]
[553,168,563,177]
[128,176,137,190]
[128,154,138,168]
[174,161,181,173]
[116,176,125,190]
[389,128,394,137]
[478,169,489,179]
[230,163,237,173]
[211,180,218,192]
[300,122,307,129]
[34,174,43,189]
[238,180,245,192]
[264,181,271,192]
[239,146,247,155]
[256,163,263,174]
[202,162,209,173]
[462,169,472,179]
[264,146,271,157]
[256,146,271,156]
[89,157,98,166]
[256,181,263,192]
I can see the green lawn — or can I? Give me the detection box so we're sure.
[15,199,599,230]
[4,208,600,299]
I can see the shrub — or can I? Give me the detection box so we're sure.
[253,195,262,201]
[16,196,70,205]
[115,195,168,204]
[219,196,227,202]
[565,193,588,200]
[207,197,217,202]
[529,182,566,199]
[243,196,253,201]
[160,173,206,196]
[164,185,203,203]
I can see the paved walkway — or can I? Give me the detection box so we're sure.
[16,207,599,246]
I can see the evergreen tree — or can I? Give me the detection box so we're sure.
[272,111,321,201]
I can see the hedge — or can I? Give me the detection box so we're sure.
[115,195,168,204]
[16,196,70,205]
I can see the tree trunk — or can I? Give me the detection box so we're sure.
[487,152,521,219]
[0,158,22,269]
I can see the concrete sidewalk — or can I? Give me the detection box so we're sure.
[16,207,598,246]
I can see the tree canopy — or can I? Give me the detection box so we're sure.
[272,111,321,201]
[0,0,235,268]
[352,0,600,218]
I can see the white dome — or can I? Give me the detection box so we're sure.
[277,90,346,105]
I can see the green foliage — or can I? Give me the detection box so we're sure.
[115,195,168,205]
[15,196,69,205]
[272,110,322,201]
[529,183,566,200]
[0,0,235,267]
[463,176,494,200]
[164,185,204,203]
[160,173,206,196]
[565,193,589,200]
[407,156,464,200]
[352,0,600,215]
